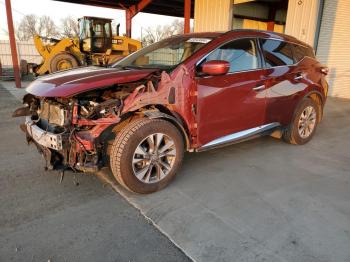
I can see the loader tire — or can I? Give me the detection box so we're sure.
[49,52,79,73]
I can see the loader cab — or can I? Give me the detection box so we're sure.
[78,16,112,54]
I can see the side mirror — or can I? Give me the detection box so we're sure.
[201,60,230,76]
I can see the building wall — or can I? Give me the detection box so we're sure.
[194,0,233,32]
[317,0,350,99]
[0,40,41,67]
[285,0,321,47]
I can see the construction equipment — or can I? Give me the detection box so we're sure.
[34,16,142,75]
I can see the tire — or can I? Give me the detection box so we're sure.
[49,52,79,73]
[109,118,184,194]
[20,59,28,75]
[283,98,319,145]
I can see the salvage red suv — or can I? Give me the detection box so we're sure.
[14,30,328,193]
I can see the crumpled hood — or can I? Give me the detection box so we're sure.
[26,66,158,97]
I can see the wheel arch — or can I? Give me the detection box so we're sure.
[304,90,325,122]
[97,106,191,153]
[142,110,191,151]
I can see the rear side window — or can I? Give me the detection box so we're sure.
[260,39,294,67]
[204,38,260,73]
[292,44,315,63]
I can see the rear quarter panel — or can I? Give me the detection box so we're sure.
[265,57,327,126]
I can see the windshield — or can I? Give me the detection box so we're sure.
[113,36,213,70]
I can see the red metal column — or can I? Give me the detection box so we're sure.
[124,0,153,38]
[184,0,191,34]
[5,0,21,88]
[125,9,132,38]
[267,22,275,31]
[267,6,276,32]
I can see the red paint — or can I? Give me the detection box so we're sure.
[26,67,158,97]
[201,60,230,76]
[196,68,268,145]
[26,30,328,152]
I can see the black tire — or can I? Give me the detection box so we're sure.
[109,118,184,194]
[283,98,319,145]
[20,59,28,75]
[49,52,79,73]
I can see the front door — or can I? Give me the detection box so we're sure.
[196,38,267,147]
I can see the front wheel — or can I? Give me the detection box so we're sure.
[109,118,184,194]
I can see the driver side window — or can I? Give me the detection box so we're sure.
[204,38,260,73]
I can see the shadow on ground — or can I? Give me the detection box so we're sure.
[0,83,191,262]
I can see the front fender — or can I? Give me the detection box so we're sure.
[143,111,191,151]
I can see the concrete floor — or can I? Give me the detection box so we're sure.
[118,97,350,262]
[1,81,350,262]
[0,83,191,262]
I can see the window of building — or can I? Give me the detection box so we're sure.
[204,38,260,73]
[260,39,294,67]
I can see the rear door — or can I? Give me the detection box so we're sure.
[259,39,305,126]
[196,38,268,147]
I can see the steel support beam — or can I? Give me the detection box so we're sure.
[5,0,21,88]
[125,9,132,38]
[184,0,191,33]
[267,6,276,31]
[125,0,153,37]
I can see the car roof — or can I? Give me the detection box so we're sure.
[173,32,224,38]
[174,29,311,48]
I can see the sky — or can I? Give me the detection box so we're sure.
[0,0,187,40]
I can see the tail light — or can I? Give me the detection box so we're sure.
[321,66,329,75]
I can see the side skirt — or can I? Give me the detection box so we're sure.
[196,122,281,152]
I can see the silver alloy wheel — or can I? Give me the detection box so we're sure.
[132,133,176,184]
[298,105,317,139]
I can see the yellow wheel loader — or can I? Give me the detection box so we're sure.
[34,16,142,75]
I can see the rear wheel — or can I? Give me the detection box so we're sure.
[49,52,79,73]
[283,98,319,145]
[109,118,184,194]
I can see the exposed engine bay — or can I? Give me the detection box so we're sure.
[14,79,151,171]
[13,67,192,173]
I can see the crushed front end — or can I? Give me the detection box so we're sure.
[14,88,125,172]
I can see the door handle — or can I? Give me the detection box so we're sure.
[252,85,265,91]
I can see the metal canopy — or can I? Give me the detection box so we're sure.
[53,0,195,18]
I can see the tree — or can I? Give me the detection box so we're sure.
[61,16,79,38]
[16,14,59,41]
[16,14,38,40]
[39,16,60,39]
[142,19,185,46]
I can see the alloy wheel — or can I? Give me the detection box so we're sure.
[298,105,317,139]
[132,133,176,184]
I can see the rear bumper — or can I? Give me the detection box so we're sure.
[25,116,63,150]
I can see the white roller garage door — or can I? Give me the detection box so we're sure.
[316,0,350,99]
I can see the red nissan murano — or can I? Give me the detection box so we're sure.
[14,30,329,193]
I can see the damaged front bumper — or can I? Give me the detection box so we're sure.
[25,116,64,150]
[23,116,100,173]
